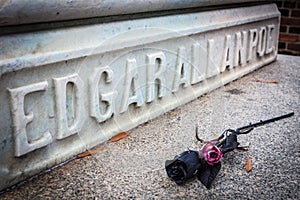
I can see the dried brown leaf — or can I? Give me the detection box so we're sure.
[236,145,249,151]
[76,146,105,159]
[109,132,129,142]
[212,132,219,139]
[254,77,278,84]
[246,155,252,173]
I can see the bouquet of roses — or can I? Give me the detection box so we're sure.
[165,112,294,189]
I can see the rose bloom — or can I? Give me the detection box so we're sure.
[165,150,201,185]
[199,142,223,165]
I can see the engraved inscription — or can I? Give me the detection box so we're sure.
[8,82,52,157]
[257,27,267,57]
[221,34,233,71]
[206,39,219,78]
[266,24,275,54]
[7,23,277,156]
[120,58,144,113]
[172,47,190,92]
[146,51,167,102]
[248,29,258,62]
[53,74,84,140]
[89,66,117,123]
[191,43,205,84]
[233,31,248,67]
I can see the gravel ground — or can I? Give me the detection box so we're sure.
[1,54,299,199]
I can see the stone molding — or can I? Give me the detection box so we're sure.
[0,0,261,26]
[1,4,278,78]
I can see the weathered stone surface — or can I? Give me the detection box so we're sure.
[0,3,279,190]
[0,0,260,26]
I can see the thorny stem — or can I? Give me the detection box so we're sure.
[195,126,249,152]
[195,125,204,142]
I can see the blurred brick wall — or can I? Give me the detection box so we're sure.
[274,0,300,56]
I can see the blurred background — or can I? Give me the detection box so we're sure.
[274,0,300,56]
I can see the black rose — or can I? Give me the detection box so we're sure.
[165,150,202,185]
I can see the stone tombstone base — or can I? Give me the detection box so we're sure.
[0,1,280,190]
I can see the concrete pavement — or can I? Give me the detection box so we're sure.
[0,54,299,199]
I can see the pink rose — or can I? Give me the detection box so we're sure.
[199,142,223,165]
